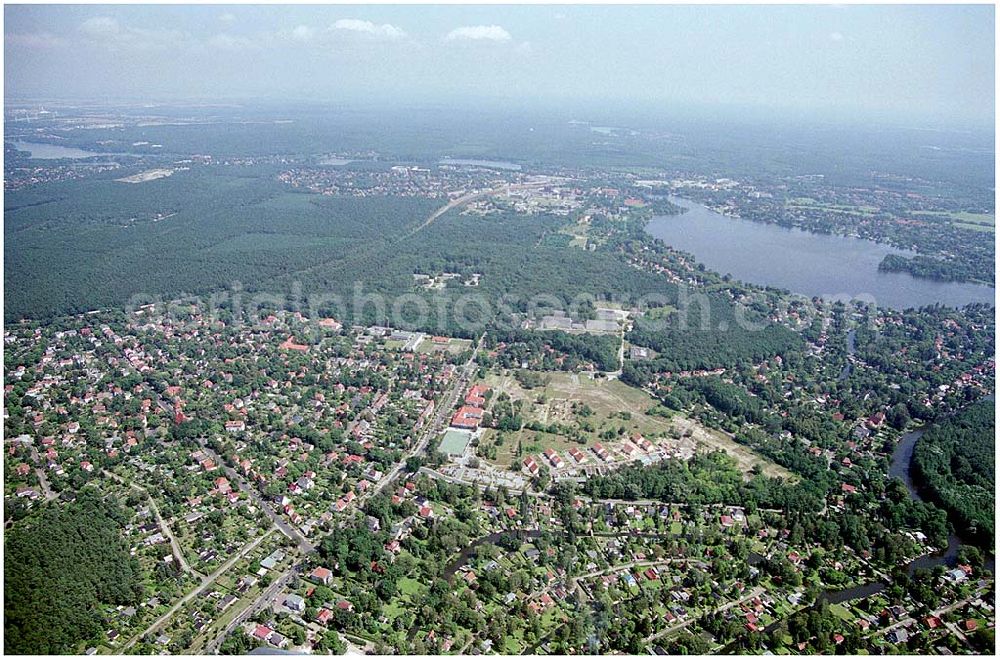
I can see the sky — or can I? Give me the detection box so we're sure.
[4,4,995,128]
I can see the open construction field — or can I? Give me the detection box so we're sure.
[414,336,473,355]
[116,168,176,183]
[477,369,794,480]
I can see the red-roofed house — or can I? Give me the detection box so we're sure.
[451,406,483,429]
[543,448,565,469]
[310,566,333,585]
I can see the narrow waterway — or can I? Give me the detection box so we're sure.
[443,529,543,580]
[819,400,994,604]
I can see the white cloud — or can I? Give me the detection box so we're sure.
[207,33,254,51]
[332,19,406,40]
[6,32,68,49]
[290,25,317,42]
[78,16,188,51]
[272,25,318,44]
[219,13,236,24]
[79,16,121,39]
[445,25,512,43]
[829,31,845,42]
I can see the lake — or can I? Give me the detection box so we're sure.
[10,140,109,159]
[646,198,995,310]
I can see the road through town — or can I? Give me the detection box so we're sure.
[360,333,485,506]
[198,441,316,555]
[119,531,272,653]
[203,562,302,654]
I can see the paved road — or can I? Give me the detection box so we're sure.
[119,531,272,653]
[419,466,532,496]
[865,590,986,643]
[417,468,793,524]
[407,181,556,237]
[360,333,485,506]
[168,333,485,651]
[642,586,766,644]
[148,496,199,576]
[613,324,626,376]
[29,447,57,501]
[103,469,199,576]
[155,395,316,557]
[198,442,316,555]
[203,562,301,654]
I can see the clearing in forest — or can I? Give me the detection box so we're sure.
[477,369,794,480]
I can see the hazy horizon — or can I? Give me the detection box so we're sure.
[5,4,996,132]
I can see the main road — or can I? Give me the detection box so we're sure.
[407,180,561,237]
[118,531,272,653]
[202,560,303,654]
[197,441,316,555]
[359,333,486,506]
[203,336,484,650]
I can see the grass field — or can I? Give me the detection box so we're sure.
[785,198,879,216]
[643,305,677,320]
[414,337,473,354]
[478,369,793,479]
[954,222,994,233]
[828,603,854,621]
[558,215,594,249]
[914,210,995,224]
[913,210,995,233]
[439,429,473,456]
[398,577,424,596]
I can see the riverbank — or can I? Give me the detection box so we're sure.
[819,405,995,605]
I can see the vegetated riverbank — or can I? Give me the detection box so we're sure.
[909,399,995,547]
[879,253,995,288]
[819,396,995,605]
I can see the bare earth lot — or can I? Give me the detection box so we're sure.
[479,370,794,480]
[116,168,176,183]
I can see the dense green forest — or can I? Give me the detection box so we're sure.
[4,168,439,321]
[6,165,678,338]
[483,326,621,372]
[279,204,674,337]
[582,451,824,512]
[623,294,803,378]
[4,492,143,654]
[879,253,992,285]
[911,399,995,545]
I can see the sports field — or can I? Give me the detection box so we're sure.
[438,429,473,456]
